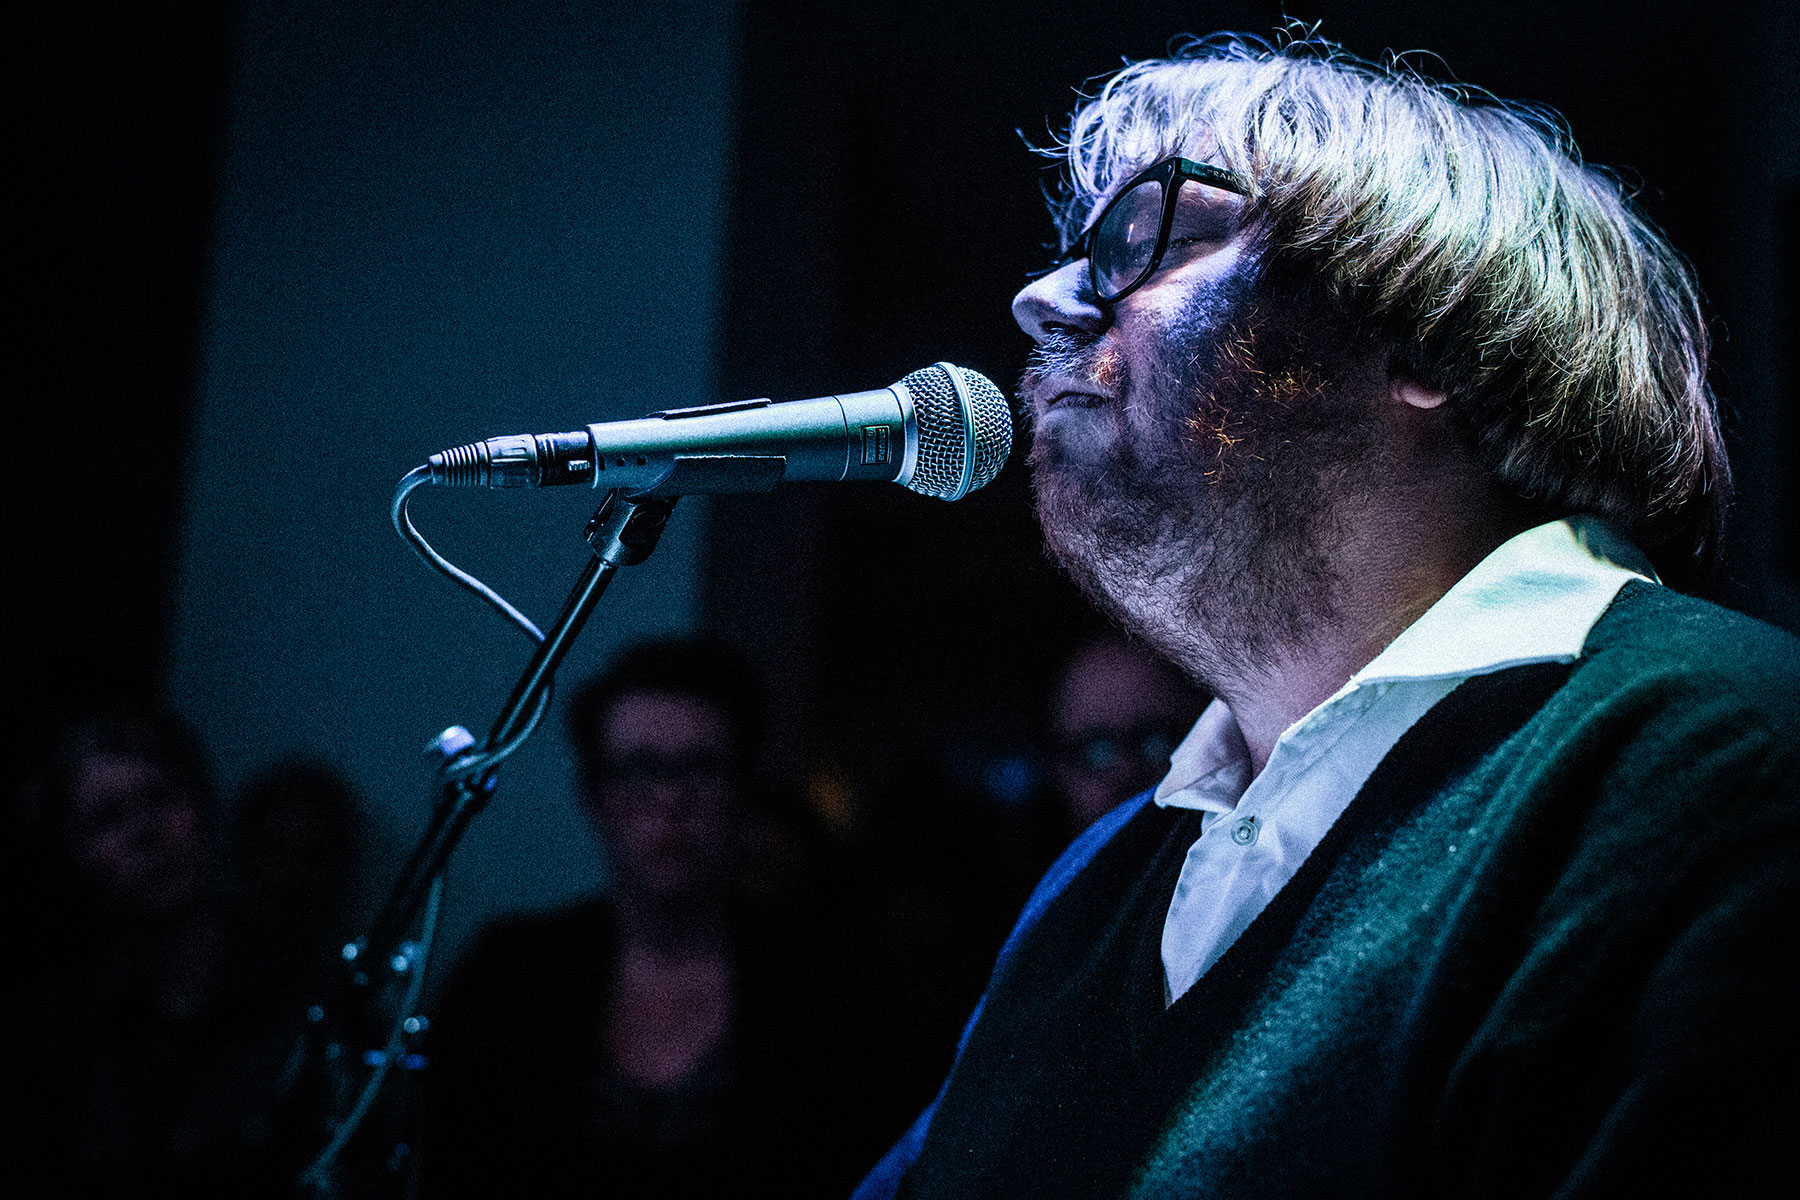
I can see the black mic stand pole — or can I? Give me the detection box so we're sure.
[293,487,677,1197]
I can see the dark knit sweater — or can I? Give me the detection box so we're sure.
[867,582,1800,1199]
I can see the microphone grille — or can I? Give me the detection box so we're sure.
[899,363,1013,500]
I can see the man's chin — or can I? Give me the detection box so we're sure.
[1030,466,1103,573]
[1035,480,1164,628]
[1032,455,1257,684]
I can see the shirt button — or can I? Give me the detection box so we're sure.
[1230,816,1259,846]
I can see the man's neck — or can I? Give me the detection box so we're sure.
[1213,483,1529,776]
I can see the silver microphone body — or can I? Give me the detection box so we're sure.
[427,363,1011,501]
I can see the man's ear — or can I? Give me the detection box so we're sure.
[1391,375,1448,410]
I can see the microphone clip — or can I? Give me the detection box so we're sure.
[585,488,676,568]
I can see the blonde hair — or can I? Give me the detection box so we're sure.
[1049,35,1729,585]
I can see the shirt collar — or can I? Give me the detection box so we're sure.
[1351,514,1656,685]
[1153,516,1656,811]
[1153,698,1251,813]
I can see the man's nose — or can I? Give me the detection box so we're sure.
[1012,260,1108,343]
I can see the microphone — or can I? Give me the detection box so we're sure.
[426,362,1011,501]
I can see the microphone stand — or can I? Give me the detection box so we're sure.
[291,488,677,1198]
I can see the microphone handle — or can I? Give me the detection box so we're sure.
[427,387,917,493]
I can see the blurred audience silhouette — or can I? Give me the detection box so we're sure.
[1046,634,1207,836]
[0,704,364,1195]
[424,637,876,1197]
[0,634,1203,1196]
[232,758,366,1022]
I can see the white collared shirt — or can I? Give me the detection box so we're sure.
[1155,516,1657,1004]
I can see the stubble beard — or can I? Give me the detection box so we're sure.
[1024,278,1381,695]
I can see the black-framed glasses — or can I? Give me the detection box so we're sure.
[1056,726,1183,776]
[1060,156,1249,304]
[601,750,735,788]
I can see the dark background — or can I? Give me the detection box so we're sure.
[10,0,1796,883]
[14,2,240,737]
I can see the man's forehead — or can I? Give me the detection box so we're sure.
[602,690,731,747]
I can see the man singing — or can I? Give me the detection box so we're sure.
[855,36,1798,1199]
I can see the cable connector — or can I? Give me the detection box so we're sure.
[427,431,595,487]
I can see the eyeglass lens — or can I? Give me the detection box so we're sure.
[1068,728,1179,775]
[603,752,733,786]
[1091,177,1166,301]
